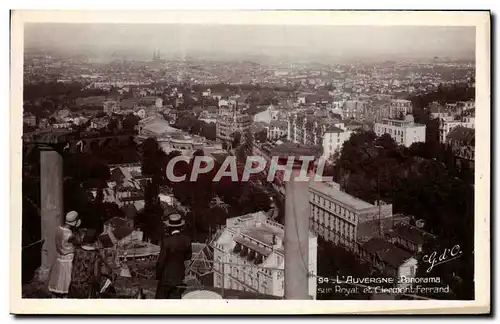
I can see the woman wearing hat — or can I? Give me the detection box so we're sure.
[48,211,81,297]
[155,212,192,299]
[68,229,111,298]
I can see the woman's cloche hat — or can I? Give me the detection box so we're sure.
[65,211,81,227]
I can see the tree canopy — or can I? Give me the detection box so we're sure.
[330,126,474,299]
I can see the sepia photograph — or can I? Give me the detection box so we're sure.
[9,10,490,314]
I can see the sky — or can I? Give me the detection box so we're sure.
[24,24,476,62]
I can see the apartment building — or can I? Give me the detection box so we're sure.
[446,126,475,170]
[438,116,475,143]
[287,113,352,158]
[343,100,366,119]
[309,181,393,250]
[321,125,352,160]
[212,211,318,299]
[374,115,426,147]
[267,120,288,140]
[216,99,252,143]
[389,99,412,119]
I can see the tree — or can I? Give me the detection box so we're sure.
[209,196,230,214]
[375,133,398,152]
[107,118,119,133]
[99,202,124,225]
[200,122,216,141]
[122,113,140,131]
[140,137,167,181]
[238,184,271,214]
[255,129,268,143]
[231,131,241,148]
[335,127,474,299]
[236,128,254,163]
[190,120,202,135]
[23,123,37,133]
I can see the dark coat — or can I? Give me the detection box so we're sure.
[155,231,192,286]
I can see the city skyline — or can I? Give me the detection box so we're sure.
[24,24,476,63]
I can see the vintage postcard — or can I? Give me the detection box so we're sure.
[10,10,490,314]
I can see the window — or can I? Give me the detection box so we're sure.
[410,266,415,277]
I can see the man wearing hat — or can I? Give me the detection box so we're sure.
[48,211,81,297]
[155,212,192,299]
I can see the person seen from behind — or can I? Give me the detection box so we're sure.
[68,228,111,298]
[48,211,81,298]
[155,212,192,299]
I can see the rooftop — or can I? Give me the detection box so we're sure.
[117,241,161,258]
[361,237,414,268]
[269,120,288,128]
[244,224,283,245]
[446,126,475,144]
[270,142,322,158]
[310,181,374,211]
[140,116,181,135]
[356,215,412,243]
[377,119,425,128]
[390,223,436,245]
[234,236,272,257]
[325,125,344,133]
[23,128,75,144]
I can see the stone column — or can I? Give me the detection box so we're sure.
[283,158,313,300]
[35,145,64,282]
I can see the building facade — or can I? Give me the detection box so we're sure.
[322,125,352,160]
[216,99,252,143]
[267,120,288,140]
[309,181,393,250]
[342,100,366,119]
[360,237,417,288]
[212,211,318,299]
[446,126,475,170]
[374,115,426,147]
[438,116,475,143]
[253,105,280,124]
[103,100,119,115]
[288,113,352,159]
[389,99,412,119]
